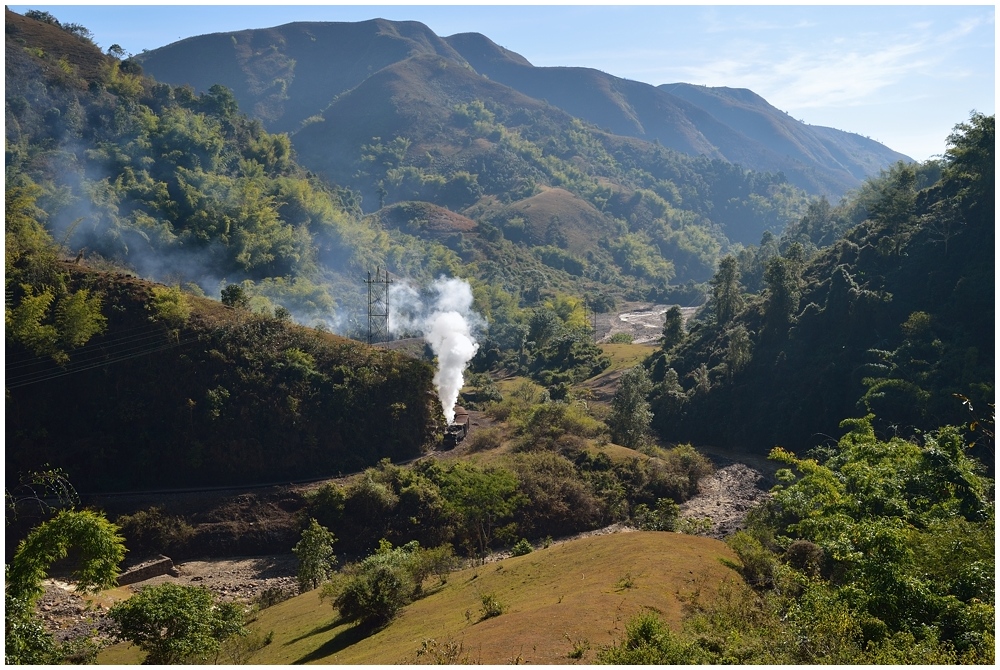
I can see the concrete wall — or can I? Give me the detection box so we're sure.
[117,555,177,586]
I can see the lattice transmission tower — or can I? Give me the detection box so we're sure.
[365,268,393,345]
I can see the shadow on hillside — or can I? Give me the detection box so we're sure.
[293,621,380,664]
[285,616,345,646]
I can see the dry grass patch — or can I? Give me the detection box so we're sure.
[600,342,657,371]
[239,531,738,664]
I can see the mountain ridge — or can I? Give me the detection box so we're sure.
[135,19,910,199]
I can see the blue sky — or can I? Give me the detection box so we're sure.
[9,3,995,162]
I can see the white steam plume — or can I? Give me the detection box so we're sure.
[389,277,481,423]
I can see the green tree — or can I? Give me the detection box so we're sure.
[868,163,917,256]
[148,285,191,328]
[107,584,246,664]
[220,283,250,309]
[708,255,743,327]
[661,306,684,350]
[725,324,752,379]
[941,112,994,216]
[293,518,338,593]
[326,540,453,626]
[609,365,654,449]
[436,464,522,557]
[5,181,107,364]
[762,256,798,334]
[5,510,126,664]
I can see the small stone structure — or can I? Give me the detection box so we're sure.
[116,555,178,586]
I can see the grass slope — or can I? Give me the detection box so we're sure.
[99,531,739,664]
[259,531,736,664]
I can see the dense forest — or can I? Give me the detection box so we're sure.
[5,8,994,666]
[645,112,994,459]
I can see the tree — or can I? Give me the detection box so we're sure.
[942,111,994,215]
[436,464,522,557]
[708,255,743,327]
[609,365,654,449]
[5,510,126,664]
[661,306,684,350]
[108,584,246,664]
[293,518,338,593]
[868,163,917,256]
[220,283,250,309]
[725,324,752,379]
[762,256,798,334]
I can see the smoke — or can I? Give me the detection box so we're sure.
[389,277,482,423]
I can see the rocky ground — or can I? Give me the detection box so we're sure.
[595,302,699,343]
[678,461,772,539]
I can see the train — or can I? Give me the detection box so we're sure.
[443,406,470,449]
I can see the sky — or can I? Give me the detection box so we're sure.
[8,3,995,162]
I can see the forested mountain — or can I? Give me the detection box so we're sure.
[5,9,441,491]
[6,6,820,331]
[5,10,994,666]
[136,20,908,198]
[647,112,994,459]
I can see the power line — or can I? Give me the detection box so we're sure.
[5,325,177,372]
[5,331,201,389]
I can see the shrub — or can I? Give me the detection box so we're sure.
[220,283,250,309]
[304,483,345,529]
[608,332,634,343]
[334,561,413,626]
[328,541,455,626]
[507,451,603,538]
[465,426,504,452]
[147,285,190,327]
[783,540,824,577]
[510,538,533,556]
[727,531,780,588]
[114,507,194,556]
[479,592,505,620]
[597,612,707,664]
[632,498,679,531]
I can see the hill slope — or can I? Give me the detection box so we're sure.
[137,19,910,198]
[98,531,741,664]
[5,264,440,492]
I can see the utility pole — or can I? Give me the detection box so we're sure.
[365,267,392,345]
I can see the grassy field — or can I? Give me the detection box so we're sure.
[599,342,656,372]
[98,531,740,664]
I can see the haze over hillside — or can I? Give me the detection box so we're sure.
[136,19,910,199]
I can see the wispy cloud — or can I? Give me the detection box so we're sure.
[622,11,991,112]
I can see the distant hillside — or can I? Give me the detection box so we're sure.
[664,83,907,182]
[137,19,910,199]
[135,19,466,133]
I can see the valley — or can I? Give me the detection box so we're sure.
[5,7,993,666]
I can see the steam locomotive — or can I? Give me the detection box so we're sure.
[443,406,470,449]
